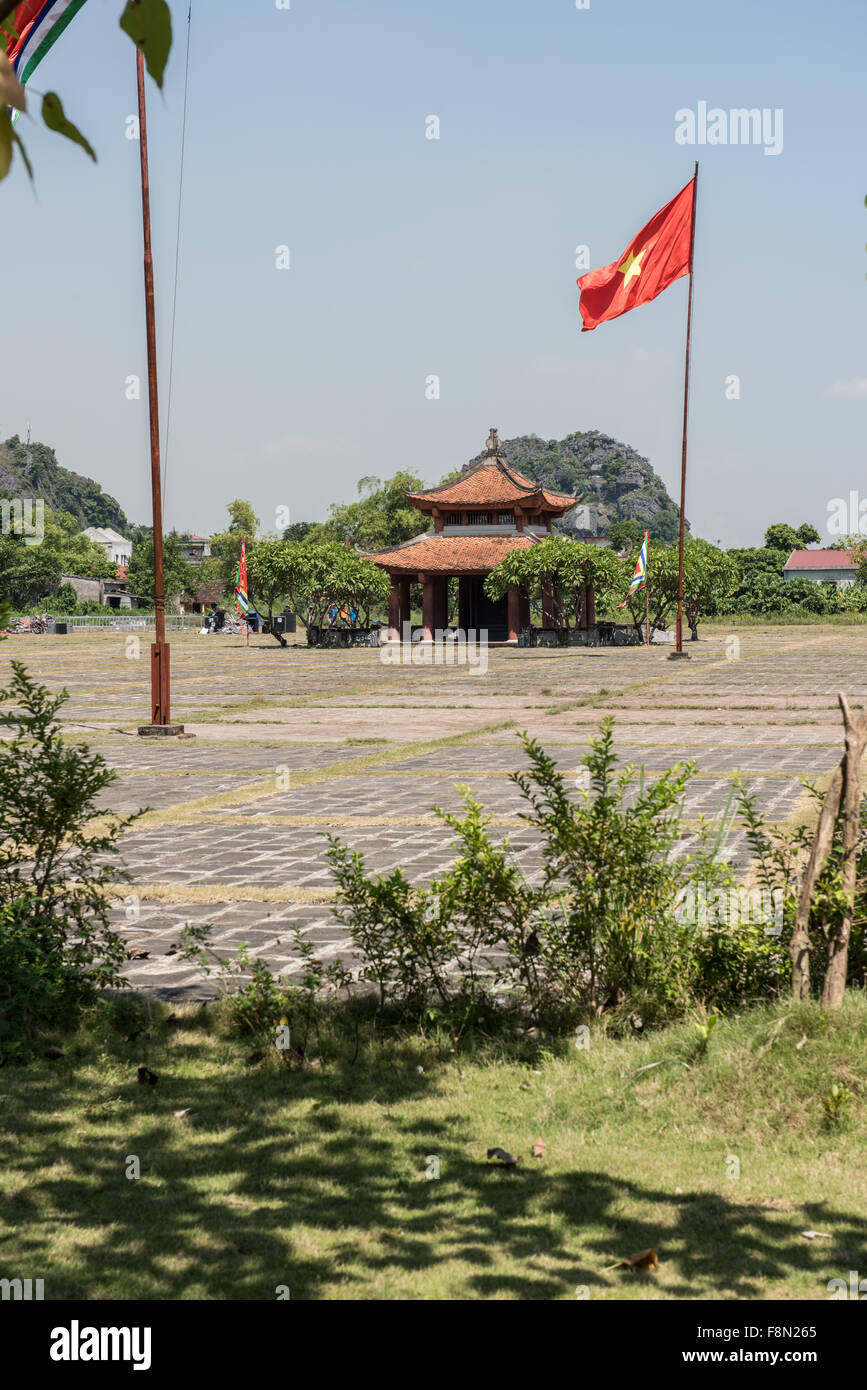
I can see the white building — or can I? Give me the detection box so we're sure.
[82,526,132,567]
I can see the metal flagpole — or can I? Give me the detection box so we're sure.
[136,47,175,731]
[673,160,699,659]
[645,537,650,647]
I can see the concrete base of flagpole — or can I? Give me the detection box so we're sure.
[668,651,691,660]
[137,724,195,738]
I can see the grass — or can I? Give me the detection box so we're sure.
[3,992,866,1301]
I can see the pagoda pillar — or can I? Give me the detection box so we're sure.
[507,585,520,643]
[398,577,411,638]
[386,577,400,642]
[519,589,531,630]
[421,574,435,641]
[435,576,449,633]
[458,576,472,632]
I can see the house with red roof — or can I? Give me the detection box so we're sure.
[368,429,588,643]
[783,549,859,587]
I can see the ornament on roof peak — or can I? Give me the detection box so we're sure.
[485,427,503,457]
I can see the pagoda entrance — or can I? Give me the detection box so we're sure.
[459,576,508,642]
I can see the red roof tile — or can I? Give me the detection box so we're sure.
[369,532,538,575]
[408,460,577,513]
[784,549,856,570]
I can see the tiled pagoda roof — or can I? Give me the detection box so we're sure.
[368,531,538,575]
[406,428,578,515]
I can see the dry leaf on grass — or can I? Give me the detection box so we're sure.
[172,1108,191,1119]
[487,1147,518,1167]
[801,1230,831,1240]
[795,1034,807,1050]
[531,1138,547,1158]
[619,1248,659,1271]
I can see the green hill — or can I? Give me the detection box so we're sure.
[467,430,684,543]
[0,436,129,533]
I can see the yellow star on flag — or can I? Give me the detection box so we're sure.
[617,249,646,285]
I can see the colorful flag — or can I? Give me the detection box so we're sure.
[235,535,250,616]
[619,530,649,608]
[577,178,695,332]
[4,2,90,93]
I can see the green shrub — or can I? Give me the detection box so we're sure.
[325,720,748,1030]
[734,773,867,994]
[0,663,143,1059]
[325,840,459,1010]
[53,582,79,613]
[509,720,732,1021]
[178,922,352,1058]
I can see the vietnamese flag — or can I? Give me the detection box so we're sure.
[577,177,695,332]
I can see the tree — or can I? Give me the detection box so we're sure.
[311,472,428,551]
[0,1,172,185]
[267,542,391,631]
[607,518,643,553]
[0,535,63,609]
[624,539,736,639]
[796,523,821,546]
[485,536,625,623]
[209,499,260,594]
[246,540,298,625]
[226,499,259,536]
[764,522,818,554]
[282,521,315,543]
[54,582,79,614]
[126,532,194,606]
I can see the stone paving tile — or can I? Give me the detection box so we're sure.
[90,743,374,773]
[384,743,840,776]
[5,628,861,995]
[117,807,767,892]
[201,771,803,825]
[95,774,263,815]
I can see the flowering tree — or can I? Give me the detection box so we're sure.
[484,536,625,624]
[249,541,390,632]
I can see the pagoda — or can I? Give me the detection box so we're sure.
[370,429,582,644]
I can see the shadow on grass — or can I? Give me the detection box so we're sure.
[4,1018,866,1301]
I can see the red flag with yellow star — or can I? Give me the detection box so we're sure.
[577,177,695,332]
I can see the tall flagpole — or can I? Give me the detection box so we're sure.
[136,47,172,728]
[673,160,699,658]
[645,538,650,647]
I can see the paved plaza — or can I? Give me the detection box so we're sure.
[2,623,862,999]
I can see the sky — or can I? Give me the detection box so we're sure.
[5,0,867,547]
